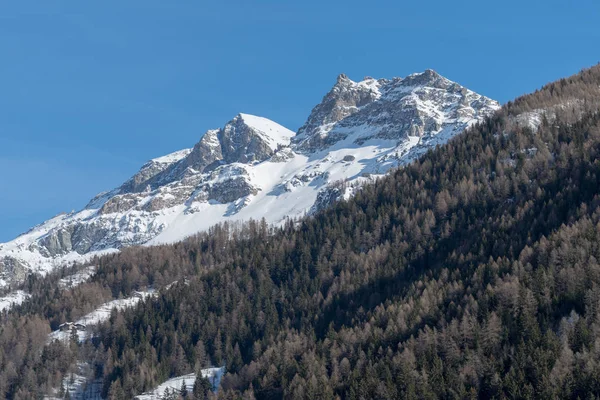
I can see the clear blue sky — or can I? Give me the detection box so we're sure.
[1,1,599,242]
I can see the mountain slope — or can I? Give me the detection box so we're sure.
[2,65,600,399]
[86,64,600,399]
[0,71,498,287]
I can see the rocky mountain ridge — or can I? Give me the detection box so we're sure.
[0,70,499,287]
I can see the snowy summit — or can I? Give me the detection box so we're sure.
[0,70,499,286]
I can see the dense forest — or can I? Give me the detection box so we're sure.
[2,65,600,399]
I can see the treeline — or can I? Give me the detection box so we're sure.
[505,64,600,119]
[1,64,600,399]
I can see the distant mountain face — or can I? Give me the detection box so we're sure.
[294,70,494,151]
[0,71,499,286]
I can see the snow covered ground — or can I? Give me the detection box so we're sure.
[58,265,97,289]
[135,367,225,399]
[48,290,156,343]
[236,113,295,149]
[0,265,97,315]
[0,290,30,312]
[151,148,193,164]
[44,363,103,400]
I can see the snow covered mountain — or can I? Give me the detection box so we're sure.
[0,70,499,286]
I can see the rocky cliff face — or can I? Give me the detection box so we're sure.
[120,113,293,195]
[0,70,499,287]
[294,69,497,151]
[295,73,382,149]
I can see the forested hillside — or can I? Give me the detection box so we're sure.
[2,65,600,399]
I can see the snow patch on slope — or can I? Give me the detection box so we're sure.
[135,367,225,399]
[44,362,103,400]
[151,148,193,164]
[58,266,97,289]
[48,290,156,343]
[239,113,295,149]
[0,290,30,312]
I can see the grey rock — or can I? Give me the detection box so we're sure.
[309,185,345,215]
[0,257,29,284]
[140,129,224,192]
[118,149,192,194]
[99,194,139,215]
[142,187,195,212]
[270,148,296,163]
[140,114,288,191]
[70,223,110,254]
[294,75,381,151]
[219,116,276,164]
[120,160,174,193]
[293,70,498,152]
[36,223,111,256]
[205,177,259,204]
[38,228,73,256]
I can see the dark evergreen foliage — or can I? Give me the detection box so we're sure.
[1,65,600,399]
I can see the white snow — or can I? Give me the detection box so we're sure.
[239,113,295,149]
[135,367,225,399]
[0,267,96,315]
[58,266,97,289]
[44,362,102,400]
[149,137,420,244]
[514,109,546,131]
[48,290,156,343]
[151,148,193,164]
[0,290,30,312]
[0,210,117,287]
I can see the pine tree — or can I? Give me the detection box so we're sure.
[180,379,188,398]
[193,374,212,399]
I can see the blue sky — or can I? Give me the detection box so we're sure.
[1,0,599,241]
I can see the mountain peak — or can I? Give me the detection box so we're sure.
[295,73,381,144]
[405,69,441,78]
[401,69,450,88]
[336,73,350,83]
[294,70,498,151]
[229,113,294,149]
[0,69,499,287]
[424,68,440,77]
